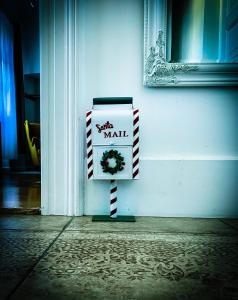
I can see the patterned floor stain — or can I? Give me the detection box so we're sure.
[1,216,238,300]
[0,231,59,299]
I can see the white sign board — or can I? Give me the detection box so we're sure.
[92,110,133,146]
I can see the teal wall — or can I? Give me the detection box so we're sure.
[81,0,238,217]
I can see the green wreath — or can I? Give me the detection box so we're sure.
[100,150,125,175]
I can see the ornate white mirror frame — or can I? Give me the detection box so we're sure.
[144,0,238,87]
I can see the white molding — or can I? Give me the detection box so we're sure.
[40,0,82,215]
[40,0,50,215]
[77,0,86,216]
[140,156,238,161]
[85,159,238,218]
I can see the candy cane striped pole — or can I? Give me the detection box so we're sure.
[110,180,117,218]
[86,111,93,179]
[133,109,139,179]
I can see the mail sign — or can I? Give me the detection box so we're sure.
[86,97,139,180]
[92,110,133,146]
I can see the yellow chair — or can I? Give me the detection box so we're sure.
[24,120,40,167]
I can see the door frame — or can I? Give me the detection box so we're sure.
[40,0,84,215]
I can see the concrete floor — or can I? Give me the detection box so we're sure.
[0,216,238,300]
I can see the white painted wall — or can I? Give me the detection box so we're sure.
[40,0,238,217]
[81,0,238,217]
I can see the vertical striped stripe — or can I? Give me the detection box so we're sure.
[86,111,93,179]
[110,179,117,218]
[133,109,139,179]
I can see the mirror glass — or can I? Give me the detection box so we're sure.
[167,0,238,63]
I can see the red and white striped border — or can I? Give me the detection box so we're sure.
[133,109,139,179]
[86,111,93,179]
[110,180,117,218]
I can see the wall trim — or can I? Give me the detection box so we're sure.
[140,156,238,161]
[40,0,82,215]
